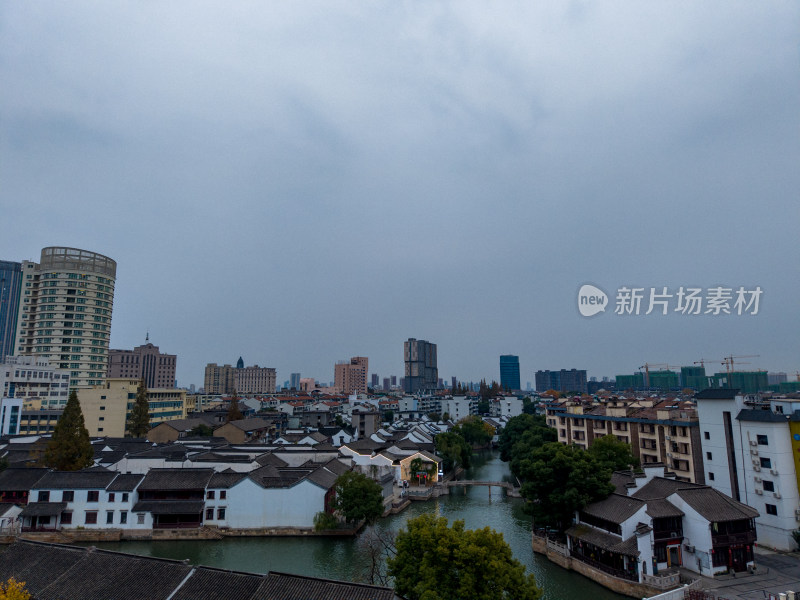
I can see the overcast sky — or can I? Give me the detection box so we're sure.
[2,2,798,388]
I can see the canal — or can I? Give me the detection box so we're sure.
[91,451,626,600]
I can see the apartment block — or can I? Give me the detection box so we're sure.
[334,357,368,395]
[108,342,176,388]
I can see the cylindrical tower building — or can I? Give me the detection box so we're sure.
[14,247,116,390]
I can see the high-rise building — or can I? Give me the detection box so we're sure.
[536,368,587,394]
[499,355,521,391]
[404,338,438,394]
[334,356,368,395]
[108,340,177,388]
[0,261,23,360]
[371,373,379,388]
[290,372,301,389]
[13,247,116,388]
[0,355,71,409]
[204,360,276,395]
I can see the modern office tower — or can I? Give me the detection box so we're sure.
[0,355,71,409]
[404,338,438,394]
[536,368,588,394]
[13,247,116,388]
[500,355,521,391]
[108,341,177,388]
[371,373,379,388]
[0,261,23,360]
[290,372,301,390]
[204,360,276,395]
[334,356,368,395]
[391,375,397,387]
[382,377,390,391]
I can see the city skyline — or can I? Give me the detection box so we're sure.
[1,3,797,388]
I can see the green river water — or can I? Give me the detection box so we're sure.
[91,451,626,600]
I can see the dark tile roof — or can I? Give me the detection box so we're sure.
[255,453,288,467]
[254,571,396,600]
[581,494,645,524]
[170,567,264,600]
[675,487,759,522]
[209,471,248,489]
[223,418,275,432]
[19,502,67,517]
[0,541,86,593]
[631,477,692,500]
[736,409,791,423]
[566,525,640,557]
[137,468,215,491]
[645,499,684,519]
[0,467,49,491]
[0,502,19,517]
[36,470,117,490]
[610,471,636,494]
[695,389,740,400]
[132,500,205,515]
[107,473,145,491]
[128,446,189,460]
[306,466,338,490]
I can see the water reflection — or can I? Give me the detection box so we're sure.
[88,451,625,600]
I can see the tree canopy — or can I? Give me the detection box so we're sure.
[0,577,31,600]
[387,514,542,600]
[226,390,244,422]
[189,423,214,437]
[453,416,494,447]
[126,379,151,438]
[497,414,555,462]
[44,390,93,471]
[434,431,472,472]
[333,471,384,524]
[517,442,614,531]
[587,435,640,472]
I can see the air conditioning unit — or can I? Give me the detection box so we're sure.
[754,466,761,472]
[754,477,762,483]
[774,492,782,499]
[685,545,695,553]
[750,449,759,456]
[755,489,763,495]
[770,469,779,476]
[752,459,760,467]
[749,440,758,446]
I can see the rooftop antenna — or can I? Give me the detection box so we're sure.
[146,331,149,342]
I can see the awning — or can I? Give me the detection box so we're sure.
[132,501,205,515]
[567,524,640,557]
[20,502,68,517]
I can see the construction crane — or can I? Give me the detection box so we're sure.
[638,363,681,388]
[721,355,761,375]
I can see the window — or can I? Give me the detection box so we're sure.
[757,434,769,446]
[760,457,772,469]
[61,512,72,525]
[120,511,128,524]
[706,452,712,461]
[765,504,778,516]
[206,508,214,520]
[704,431,710,440]
[217,508,226,520]
[137,513,145,525]
[220,491,226,500]
[763,480,775,492]
[122,493,129,502]
[108,492,115,502]
[62,490,74,502]
[37,491,50,502]
[87,490,99,502]
[709,472,715,481]
[106,511,114,524]
[207,490,215,500]
[85,511,98,525]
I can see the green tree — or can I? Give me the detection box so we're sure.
[126,379,151,437]
[521,396,536,415]
[188,423,214,437]
[498,414,555,462]
[313,511,338,531]
[381,410,394,423]
[587,435,640,472]
[453,415,494,447]
[517,442,614,532]
[44,390,94,471]
[333,471,384,524]
[387,514,542,600]
[226,390,243,422]
[435,431,471,472]
[426,412,441,421]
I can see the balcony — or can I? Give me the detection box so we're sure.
[712,531,756,547]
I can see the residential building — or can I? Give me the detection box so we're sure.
[204,361,276,395]
[707,371,769,394]
[768,372,788,386]
[536,368,587,394]
[0,260,22,359]
[18,409,62,435]
[78,378,188,437]
[404,338,437,394]
[500,355,521,391]
[0,355,71,409]
[334,356,368,395]
[13,247,116,388]
[107,341,177,388]
[694,389,800,551]
[681,366,708,390]
[0,397,22,435]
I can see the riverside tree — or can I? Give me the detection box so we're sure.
[497,414,555,462]
[126,379,151,438]
[226,390,243,422]
[333,471,383,525]
[588,434,640,472]
[43,390,93,471]
[434,431,472,472]
[517,442,614,532]
[387,514,542,600]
